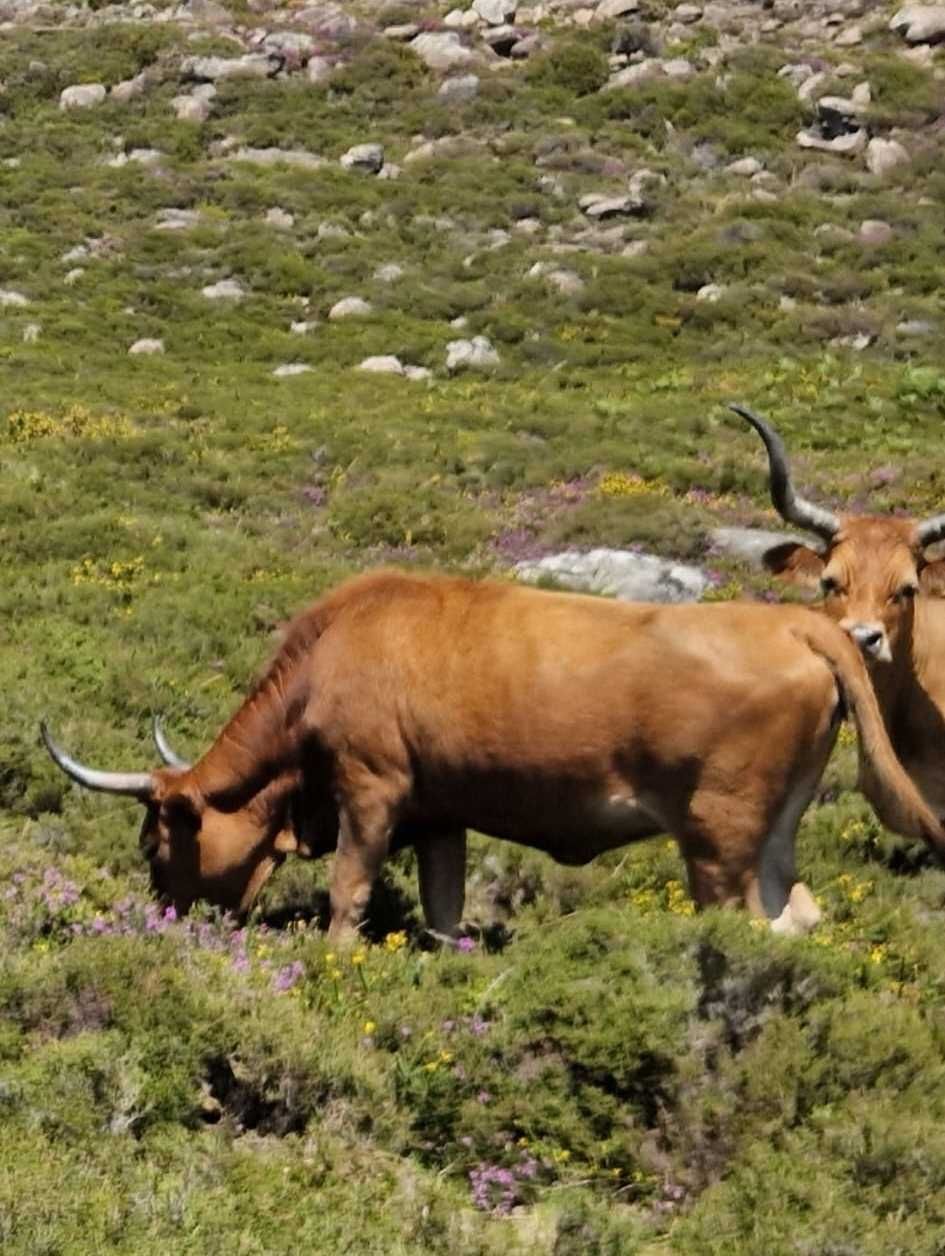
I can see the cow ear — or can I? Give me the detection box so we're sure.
[273,829,298,854]
[762,542,825,588]
[920,559,945,597]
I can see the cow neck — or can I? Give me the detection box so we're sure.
[875,602,928,748]
[190,661,308,809]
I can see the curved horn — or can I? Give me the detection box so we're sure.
[40,723,154,799]
[729,403,840,543]
[917,514,945,548]
[152,717,191,769]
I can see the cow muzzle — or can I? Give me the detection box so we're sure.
[842,620,891,664]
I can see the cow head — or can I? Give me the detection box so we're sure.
[40,721,301,917]
[732,404,945,665]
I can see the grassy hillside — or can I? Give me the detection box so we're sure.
[2,1,945,1250]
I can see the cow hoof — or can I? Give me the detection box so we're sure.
[769,901,799,936]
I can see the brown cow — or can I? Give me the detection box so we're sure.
[41,569,945,941]
[734,403,945,822]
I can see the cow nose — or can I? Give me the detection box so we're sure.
[846,622,890,661]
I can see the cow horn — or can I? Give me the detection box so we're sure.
[730,403,840,542]
[152,717,191,769]
[40,723,154,799]
[917,514,945,548]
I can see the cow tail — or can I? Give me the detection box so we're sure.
[797,620,945,859]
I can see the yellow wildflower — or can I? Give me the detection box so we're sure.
[363,1020,376,1035]
[384,931,408,954]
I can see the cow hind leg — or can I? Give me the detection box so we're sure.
[416,829,467,939]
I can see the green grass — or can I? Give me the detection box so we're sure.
[2,10,945,1251]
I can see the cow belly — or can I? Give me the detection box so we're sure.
[416,782,663,864]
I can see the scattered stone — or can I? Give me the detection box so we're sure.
[817,95,864,136]
[404,365,433,381]
[374,262,404,283]
[831,332,873,351]
[890,4,945,43]
[155,209,201,231]
[64,268,84,285]
[443,7,480,29]
[229,147,324,170]
[483,25,522,55]
[111,72,150,104]
[262,30,317,58]
[473,0,517,23]
[603,59,663,90]
[129,338,164,355]
[527,263,585,295]
[317,221,350,241]
[515,548,709,603]
[383,23,421,39]
[201,279,245,301]
[290,320,318,334]
[438,73,480,103]
[0,289,29,307]
[446,335,500,371]
[896,318,937,336]
[866,137,910,175]
[358,355,405,374]
[411,31,480,71]
[172,93,213,123]
[597,0,640,16]
[181,54,275,82]
[61,244,89,263]
[340,143,384,174]
[511,33,545,57]
[60,84,106,110]
[307,57,333,85]
[697,283,725,302]
[675,3,702,21]
[272,363,313,377]
[22,323,41,344]
[726,156,763,176]
[265,207,295,229]
[106,149,164,169]
[859,219,893,245]
[710,527,814,568]
[796,127,867,155]
[379,163,402,180]
[579,192,647,219]
[834,24,863,45]
[663,57,694,79]
[329,296,372,319]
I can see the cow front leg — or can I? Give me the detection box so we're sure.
[329,793,396,945]
[416,829,466,939]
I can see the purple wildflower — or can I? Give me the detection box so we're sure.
[476,1090,492,1105]
[469,1163,521,1215]
[456,936,476,953]
[272,960,305,993]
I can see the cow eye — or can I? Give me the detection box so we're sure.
[820,576,840,596]
[894,583,918,602]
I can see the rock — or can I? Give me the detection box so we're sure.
[129,338,164,355]
[155,208,201,231]
[726,156,763,176]
[318,221,350,240]
[890,4,945,43]
[0,289,29,307]
[866,137,910,175]
[265,207,295,229]
[603,59,662,90]
[859,219,893,245]
[443,8,480,29]
[697,283,725,302]
[59,84,106,110]
[229,147,324,170]
[896,318,937,336]
[357,355,405,374]
[374,262,404,283]
[22,323,41,344]
[106,149,164,169]
[579,192,647,218]
[446,335,501,371]
[834,24,862,45]
[831,332,873,351]
[64,268,84,285]
[411,31,479,71]
[662,57,694,79]
[597,0,640,16]
[438,73,480,103]
[290,320,318,334]
[262,30,317,57]
[340,143,384,174]
[675,2,702,20]
[816,95,864,137]
[473,0,517,23]
[709,527,813,568]
[61,244,89,263]
[201,279,246,301]
[294,1,359,39]
[515,548,709,603]
[181,54,275,82]
[328,297,372,319]
[528,263,585,296]
[111,72,150,103]
[383,23,421,39]
[796,127,867,155]
[307,57,333,85]
[272,363,312,377]
[483,25,521,55]
[172,94,213,123]
[511,33,546,57]
[404,365,433,381]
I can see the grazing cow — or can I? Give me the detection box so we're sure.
[734,403,945,821]
[41,569,944,941]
